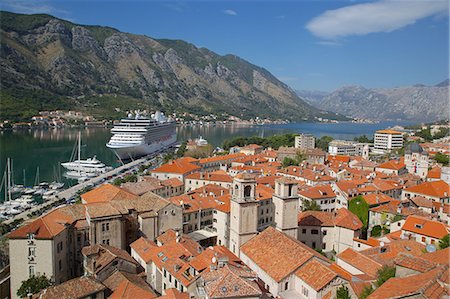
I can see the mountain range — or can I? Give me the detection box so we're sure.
[296,80,449,122]
[0,11,344,122]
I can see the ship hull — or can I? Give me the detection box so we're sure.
[107,135,177,160]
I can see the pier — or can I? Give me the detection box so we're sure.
[2,152,165,226]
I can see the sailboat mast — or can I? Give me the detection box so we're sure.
[23,169,26,186]
[7,158,11,202]
[78,131,81,175]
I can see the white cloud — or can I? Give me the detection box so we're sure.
[306,0,449,39]
[0,0,68,15]
[224,9,237,16]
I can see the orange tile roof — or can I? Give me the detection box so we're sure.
[298,209,362,230]
[427,166,442,179]
[362,193,397,206]
[376,159,405,171]
[240,226,328,282]
[404,180,450,198]
[358,239,426,266]
[327,155,351,163]
[161,178,184,188]
[295,259,339,291]
[81,183,138,204]
[158,289,190,299]
[421,247,450,265]
[337,248,382,278]
[368,266,448,299]
[376,129,403,135]
[152,157,201,174]
[33,276,106,299]
[402,215,449,239]
[8,205,85,239]
[130,237,157,263]
[410,196,433,208]
[185,171,233,183]
[353,238,381,247]
[200,264,261,298]
[109,278,157,299]
[299,185,336,200]
[394,253,437,273]
[198,153,245,164]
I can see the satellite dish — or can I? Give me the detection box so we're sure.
[426,244,437,253]
[380,241,385,247]
[212,257,217,264]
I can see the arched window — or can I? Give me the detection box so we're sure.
[285,281,289,290]
[244,185,252,197]
[288,184,294,196]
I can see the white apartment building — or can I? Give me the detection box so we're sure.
[295,134,315,149]
[373,130,403,153]
[328,140,370,158]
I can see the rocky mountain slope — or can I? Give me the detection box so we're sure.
[0,11,341,121]
[300,82,449,122]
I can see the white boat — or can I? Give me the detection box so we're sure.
[106,110,177,160]
[62,131,111,178]
[49,182,64,190]
[43,190,58,198]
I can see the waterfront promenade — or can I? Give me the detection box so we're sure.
[2,153,162,225]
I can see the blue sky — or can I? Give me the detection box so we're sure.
[1,0,448,91]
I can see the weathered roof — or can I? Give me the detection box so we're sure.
[33,276,106,299]
[240,226,328,282]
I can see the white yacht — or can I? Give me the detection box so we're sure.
[62,132,111,178]
[106,111,177,160]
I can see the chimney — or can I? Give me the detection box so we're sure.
[168,159,173,165]
[220,189,224,196]
[200,172,204,179]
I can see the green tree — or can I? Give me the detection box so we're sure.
[376,265,396,287]
[302,200,321,211]
[348,196,369,230]
[371,225,382,237]
[336,285,351,299]
[176,141,187,157]
[282,157,299,168]
[295,151,307,164]
[439,234,449,249]
[17,275,51,297]
[315,136,334,151]
[360,286,374,299]
[434,152,449,166]
[354,135,373,143]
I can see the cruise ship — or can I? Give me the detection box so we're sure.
[106,111,177,160]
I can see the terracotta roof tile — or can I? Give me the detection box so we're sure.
[200,264,262,299]
[152,157,200,175]
[368,265,449,299]
[240,227,328,282]
[427,166,442,179]
[295,259,338,291]
[421,247,450,265]
[299,185,336,200]
[158,288,190,299]
[402,215,449,239]
[376,129,402,134]
[394,253,437,273]
[404,180,450,198]
[376,159,405,171]
[362,193,397,206]
[337,248,382,278]
[33,276,106,299]
[8,205,85,239]
[81,183,138,204]
[298,209,362,230]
